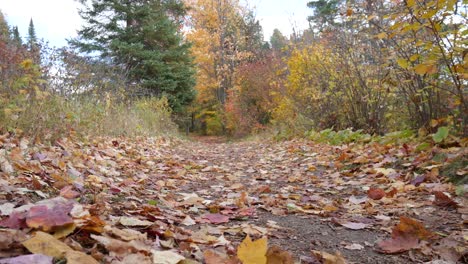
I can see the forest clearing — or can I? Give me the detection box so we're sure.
[0,0,467,263]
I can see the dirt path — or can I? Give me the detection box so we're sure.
[166,138,465,263]
[0,135,465,263]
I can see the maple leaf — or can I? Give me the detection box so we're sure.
[376,216,433,254]
[237,235,267,264]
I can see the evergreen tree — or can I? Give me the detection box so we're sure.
[70,0,196,112]
[11,26,22,45]
[270,29,288,52]
[27,18,37,47]
[307,0,343,30]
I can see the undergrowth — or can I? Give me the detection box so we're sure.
[0,95,177,141]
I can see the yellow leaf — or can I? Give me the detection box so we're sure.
[409,54,419,62]
[23,231,70,258]
[397,58,409,69]
[407,0,416,7]
[414,64,437,75]
[376,32,387,39]
[237,235,267,264]
[53,223,76,239]
[23,232,99,264]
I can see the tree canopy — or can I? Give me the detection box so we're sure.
[70,0,196,112]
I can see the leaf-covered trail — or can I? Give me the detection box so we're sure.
[169,138,465,263]
[0,135,466,263]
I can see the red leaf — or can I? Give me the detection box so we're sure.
[202,213,230,224]
[376,216,433,254]
[367,188,385,200]
[26,202,74,231]
[0,211,27,229]
[60,186,80,199]
[376,234,419,254]
[433,191,458,208]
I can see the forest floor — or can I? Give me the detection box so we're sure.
[0,134,466,264]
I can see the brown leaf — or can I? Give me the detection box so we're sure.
[433,191,458,208]
[204,249,240,264]
[59,186,80,199]
[367,188,385,200]
[311,250,346,264]
[376,235,419,254]
[385,188,397,198]
[376,216,433,254]
[266,245,294,264]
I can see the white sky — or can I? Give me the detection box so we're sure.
[0,0,311,47]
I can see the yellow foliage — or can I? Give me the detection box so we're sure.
[237,235,267,264]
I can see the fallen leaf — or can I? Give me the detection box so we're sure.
[60,185,80,199]
[367,188,385,200]
[22,231,99,263]
[237,235,267,264]
[348,196,368,204]
[0,211,27,229]
[344,243,364,250]
[151,250,185,264]
[433,191,458,208]
[0,229,25,247]
[385,188,397,198]
[0,203,15,216]
[266,245,294,264]
[311,250,346,264]
[0,254,53,264]
[204,250,226,264]
[376,216,432,254]
[53,223,76,239]
[181,215,196,226]
[202,213,229,224]
[340,222,368,230]
[119,216,153,227]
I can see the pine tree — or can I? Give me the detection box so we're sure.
[11,26,22,45]
[27,18,37,48]
[70,0,196,112]
[307,0,343,30]
[270,29,288,52]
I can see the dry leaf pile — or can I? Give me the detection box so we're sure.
[0,133,466,263]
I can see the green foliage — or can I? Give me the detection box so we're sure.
[432,127,449,143]
[270,29,288,52]
[70,0,196,112]
[307,0,344,29]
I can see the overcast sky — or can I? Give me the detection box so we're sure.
[0,0,310,47]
